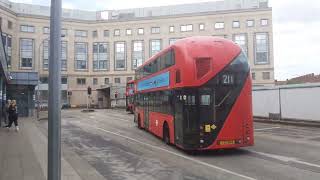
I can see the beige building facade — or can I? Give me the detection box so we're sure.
[0,0,274,107]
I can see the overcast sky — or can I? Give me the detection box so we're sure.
[10,0,320,80]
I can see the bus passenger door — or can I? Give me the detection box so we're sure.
[144,95,149,130]
[174,91,184,146]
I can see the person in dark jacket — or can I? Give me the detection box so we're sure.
[6,100,19,131]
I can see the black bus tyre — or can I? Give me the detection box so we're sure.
[163,123,170,145]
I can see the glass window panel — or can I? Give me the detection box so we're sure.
[115,42,126,70]
[75,42,88,69]
[20,38,33,68]
[200,95,211,105]
[255,33,269,64]
[132,40,144,69]
[215,22,224,29]
[233,34,248,56]
[150,39,161,57]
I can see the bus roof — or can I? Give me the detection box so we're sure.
[136,36,237,71]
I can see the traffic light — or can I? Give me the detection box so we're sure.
[87,86,92,95]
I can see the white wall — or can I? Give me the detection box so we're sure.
[253,84,320,122]
[253,89,279,117]
[280,87,320,121]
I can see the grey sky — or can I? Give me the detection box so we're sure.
[10,0,320,80]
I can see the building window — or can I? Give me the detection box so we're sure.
[114,29,120,36]
[43,40,49,69]
[180,24,193,32]
[20,25,35,33]
[169,26,175,33]
[40,77,48,84]
[115,42,126,70]
[232,21,240,28]
[247,20,254,27]
[169,38,182,45]
[151,27,160,34]
[20,38,34,68]
[93,42,109,70]
[255,33,269,64]
[92,30,98,38]
[61,29,68,36]
[138,28,144,35]
[233,34,248,55]
[214,22,224,29]
[43,40,68,70]
[252,72,256,80]
[199,23,205,31]
[127,77,132,82]
[213,35,228,39]
[262,72,270,80]
[75,30,88,37]
[150,39,161,57]
[132,40,144,69]
[261,19,268,26]
[104,30,110,37]
[2,33,12,68]
[114,78,121,84]
[8,21,13,29]
[61,77,68,84]
[126,29,132,35]
[75,42,88,70]
[93,78,98,85]
[43,27,50,34]
[77,78,86,85]
[104,78,109,84]
[61,41,68,70]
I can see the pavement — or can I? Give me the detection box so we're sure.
[0,116,105,180]
[2,109,320,180]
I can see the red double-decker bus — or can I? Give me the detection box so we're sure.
[134,36,253,150]
[126,80,135,113]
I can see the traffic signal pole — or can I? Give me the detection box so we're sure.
[48,0,62,180]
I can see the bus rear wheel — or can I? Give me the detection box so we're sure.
[163,123,170,145]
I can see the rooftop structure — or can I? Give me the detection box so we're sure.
[0,0,268,21]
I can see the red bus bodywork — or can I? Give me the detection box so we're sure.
[134,36,254,150]
[126,80,135,113]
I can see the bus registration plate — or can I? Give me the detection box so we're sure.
[219,140,235,145]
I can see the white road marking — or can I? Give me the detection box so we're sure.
[255,127,281,131]
[76,122,257,180]
[250,150,320,169]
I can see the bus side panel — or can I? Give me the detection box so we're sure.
[149,112,175,144]
[137,108,145,129]
[204,76,254,150]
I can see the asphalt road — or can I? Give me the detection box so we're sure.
[38,109,320,180]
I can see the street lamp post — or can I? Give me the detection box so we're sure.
[48,0,62,179]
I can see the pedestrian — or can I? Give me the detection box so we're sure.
[5,100,19,131]
[3,99,11,127]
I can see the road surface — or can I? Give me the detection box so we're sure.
[38,109,320,180]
